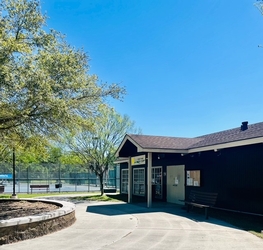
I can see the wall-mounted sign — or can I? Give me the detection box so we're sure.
[186,170,200,187]
[131,155,146,166]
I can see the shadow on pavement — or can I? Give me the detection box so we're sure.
[86,202,239,229]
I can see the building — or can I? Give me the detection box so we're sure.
[115,121,263,214]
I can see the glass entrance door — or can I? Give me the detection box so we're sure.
[152,167,162,199]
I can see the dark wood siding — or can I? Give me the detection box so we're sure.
[185,143,263,214]
[118,140,138,157]
[119,144,263,213]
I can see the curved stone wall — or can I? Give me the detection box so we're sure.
[0,198,76,245]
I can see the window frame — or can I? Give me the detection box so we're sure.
[121,169,129,194]
[152,166,162,199]
[133,168,145,196]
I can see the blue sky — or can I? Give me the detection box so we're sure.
[41,0,263,137]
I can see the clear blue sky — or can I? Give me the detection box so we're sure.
[41,0,263,137]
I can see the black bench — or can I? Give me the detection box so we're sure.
[30,184,49,193]
[103,188,116,193]
[182,190,218,219]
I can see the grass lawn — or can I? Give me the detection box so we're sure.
[0,192,99,199]
[71,194,124,202]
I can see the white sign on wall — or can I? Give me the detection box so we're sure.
[131,155,146,166]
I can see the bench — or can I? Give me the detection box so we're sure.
[103,188,116,193]
[0,185,4,193]
[182,190,218,219]
[30,184,49,193]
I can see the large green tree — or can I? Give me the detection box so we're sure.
[0,0,125,138]
[0,135,50,162]
[65,105,140,195]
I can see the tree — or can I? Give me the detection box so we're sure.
[254,1,263,15]
[0,134,50,162]
[0,134,50,176]
[65,105,140,195]
[0,0,125,138]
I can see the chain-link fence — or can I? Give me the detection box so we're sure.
[0,163,120,194]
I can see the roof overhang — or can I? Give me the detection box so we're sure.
[136,148,188,154]
[115,134,263,158]
[189,137,263,153]
[115,135,189,157]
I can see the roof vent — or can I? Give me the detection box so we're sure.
[241,121,248,131]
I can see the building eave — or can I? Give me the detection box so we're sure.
[137,148,189,154]
[188,137,263,153]
[115,133,263,158]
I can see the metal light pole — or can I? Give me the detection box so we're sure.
[11,147,17,198]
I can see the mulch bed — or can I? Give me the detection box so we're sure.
[0,200,59,220]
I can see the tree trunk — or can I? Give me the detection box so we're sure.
[99,174,104,196]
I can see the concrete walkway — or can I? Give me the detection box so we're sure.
[1,199,263,250]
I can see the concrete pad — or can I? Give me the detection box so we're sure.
[1,201,263,250]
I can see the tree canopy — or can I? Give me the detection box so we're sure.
[64,105,140,195]
[0,134,50,163]
[0,0,125,139]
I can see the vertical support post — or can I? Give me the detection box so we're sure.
[147,152,152,208]
[128,157,132,203]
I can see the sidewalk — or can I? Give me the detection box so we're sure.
[1,199,263,250]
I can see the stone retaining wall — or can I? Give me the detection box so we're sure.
[0,199,76,245]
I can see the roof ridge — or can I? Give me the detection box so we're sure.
[126,122,263,151]
[128,133,191,139]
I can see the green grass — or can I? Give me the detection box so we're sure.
[0,192,126,200]
[0,192,98,199]
[71,194,123,202]
[0,192,122,202]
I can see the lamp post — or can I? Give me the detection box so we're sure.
[11,146,17,198]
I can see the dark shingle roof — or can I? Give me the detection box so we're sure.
[128,134,202,150]
[126,122,263,152]
[191,122,263,149]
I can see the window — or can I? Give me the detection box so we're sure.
[133,168,145,196]
[152,167,162,199]
[121,169,128,194]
